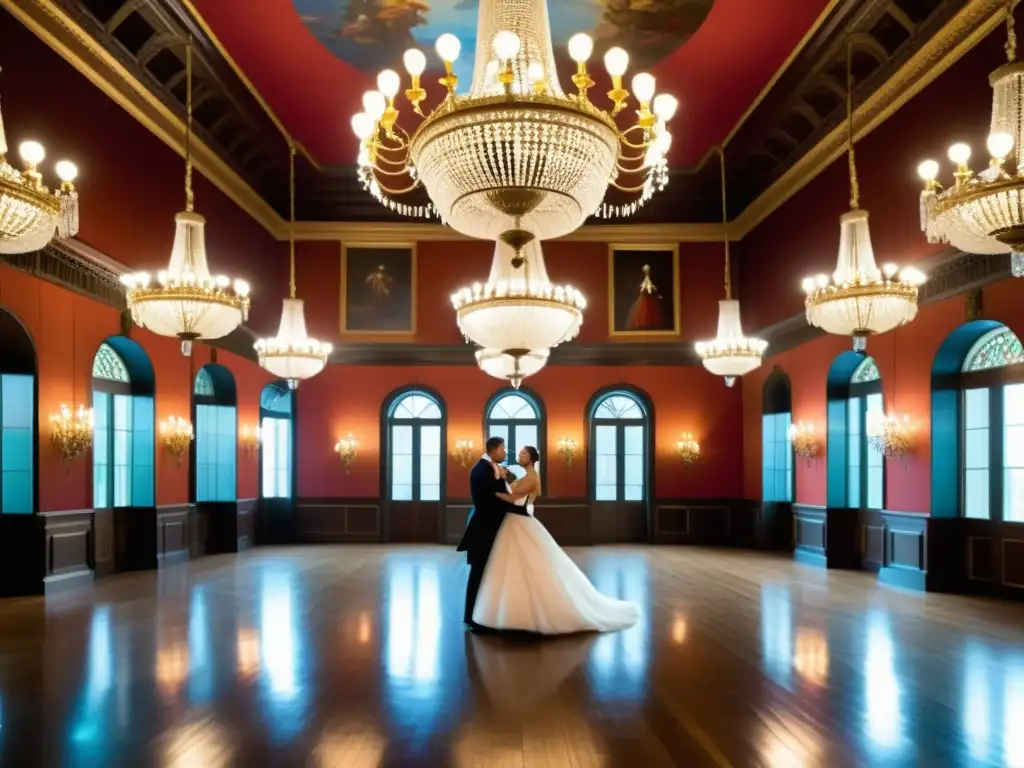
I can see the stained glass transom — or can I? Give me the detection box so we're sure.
[851,357,880,384]
[92,343,130,383]
[260,385,292,414]
[488,394,538,421]
[194,368,214,396]
[392,393,442,420]
[594,394,645,420]
[962,328,1024,372]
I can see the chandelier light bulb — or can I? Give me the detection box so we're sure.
[603,47,629,77]
[948,142,971,166]
[631,73,656,103]
[527,61,545,84]
[362,91,387,121]
[351,112,375,140]
[55,160,78,183]
[917,159,939,182]
[377,69,401,99]
[653,93,679,121]
[403,48,427,77]
[18,140,45,167]
[815,274,829,288]
[801,277,816,294]
[492,30,521,61]
[882,262,898,278]
[435,33,461,63]
[987,131,1014,160]
[655,131,672,155]
[567,33,594,63]
[899,267,926,285]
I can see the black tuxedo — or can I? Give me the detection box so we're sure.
[456,458,527,624]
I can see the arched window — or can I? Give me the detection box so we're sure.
[485,390,543,477]
[847,356,884,509]
[92,339,155,508]
[589,391,649,502]
[260,383,293,499]
[762,369,793,502]
[192,364,237,503]
[0,308,36,514]
[958,326,1024,522]
[387,390,444,502]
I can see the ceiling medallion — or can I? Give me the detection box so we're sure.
[803,42,924,352]
[254,144,331,389]
[121,41,249,356]
[696,146,767,386]
[918,0,1024,275]
[349,0,678,242]
[0,66,80,254]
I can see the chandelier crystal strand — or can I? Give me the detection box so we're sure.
[121,40,250,355]
[254,143,332,389]
[918,0,1024,272]
[805,41,923,351]
[351,0,677,235]
[0,65,80,254]
[695,146,767,386]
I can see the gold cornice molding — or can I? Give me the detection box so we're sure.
[1,0,285,234]
[731,0,1007,238]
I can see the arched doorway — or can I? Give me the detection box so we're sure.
[91,337,155,573]
[761,367,793,550]
[191,364,239,555]
[258,381,295,544]
[483,387,545,480]
[382,387,446,542]
[586,386,654,543]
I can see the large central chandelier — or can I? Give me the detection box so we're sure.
[121,42,250,356]
[918,0,1024,275]
[255,144,332,389]
[349,0,678,243]
[696,146,767,386]
[0,66,80,254]
[803,43,924,351]
[452,239,584,388]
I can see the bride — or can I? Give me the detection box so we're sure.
[471,446,640,634]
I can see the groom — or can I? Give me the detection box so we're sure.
[457,436,528,630]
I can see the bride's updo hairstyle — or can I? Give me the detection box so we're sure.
[524,446,540,466]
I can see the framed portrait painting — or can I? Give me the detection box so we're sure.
[340,244,416,338]
[608,245,680,337]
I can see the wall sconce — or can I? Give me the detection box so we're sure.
[335,432,358,474]
[452,439,476,469]
[49,404,94,465]
[787,421,820,465]
[676,432,700,464]
[867,412,911,463]
[160,416,194,467]
[557,437,577,471]
[240,424,261,460]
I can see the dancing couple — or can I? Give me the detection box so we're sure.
[457,436,639,634]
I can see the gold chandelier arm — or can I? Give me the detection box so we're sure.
[1008,0,1020,62]
[372,152,411,167]
[618,125,653,150]
[368,163,416,178]
[615,159,649,174]
[368,169,422,196]
[610,178,653,193]
[716,144,731,300]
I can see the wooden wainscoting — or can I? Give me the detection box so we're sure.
[237,498,256,551]
[156,505,190,567]
[759,501,794,551]
[860,509,886,572]
[113,506,159,572]
[295,500,381,543]
[794,506,860,569]
[41,510,94,594]
[652,500,759,547]
[443,499,592,547]
[191,500,258,556]
[93,507,114,578]
[793,505,827,567]
[964,519,1024,598]
[878,511,928,591]
[258,498,296,545]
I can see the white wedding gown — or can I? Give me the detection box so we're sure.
[472,493,640,634]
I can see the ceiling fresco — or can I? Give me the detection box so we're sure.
[293,0,715,83]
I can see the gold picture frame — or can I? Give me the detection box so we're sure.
[607,243,681,338]
[340,242,418,340]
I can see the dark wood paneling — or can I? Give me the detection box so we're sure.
[1004,538,1024,589]
[878,511,928,591]
[860,509,886,572]
[793,505,826,566]
[156,505,190,567]
[93,507,114,578]
[193,501,255,555]
[237,498,256,551]
[968,535,995,582]
[386,503,440,543]
[113,506,159,572]
[590,503,648,545]
[759,501,794,550]
[41,510,94,594]
[258,498,296,545]
[295,501,382,543]
[0,514,44,597]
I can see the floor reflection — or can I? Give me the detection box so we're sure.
[586,555,649,702]
[863,611,904,757]
[760,584,793,690]
[70,606,114,750]
[258,567,308,744]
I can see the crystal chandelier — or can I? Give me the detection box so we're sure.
[121,42,250,356]
[452,239,584,387]
[802,44,924,352]
[0,66,80,254]
[49,403,93,464]
[349,0,677,243]
[696,147,767,386]
[918,0,1024,275]
[867,411,911,462]
[255,144,331,389]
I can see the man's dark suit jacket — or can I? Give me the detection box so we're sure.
[456,459,525,565]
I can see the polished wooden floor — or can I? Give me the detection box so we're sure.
[1,547,1023,767]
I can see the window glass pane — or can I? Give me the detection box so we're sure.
[113,395,132,507]
[623,425,644,456]
[596,455,617,481]
[131,397,154,507]
[762,413,776,445]
[1,375,33,428]
[623,484,643,502]
[594,395,642,420]
[848,466,860,508]
[1004,468,1024,523]
[1005,384,1024,426]
[847,397,862,435]
[623,455,643,490]
[1,472,31,514]
[595,425,616,456]
[420,484,440,502]
[964,388,990,429]
[964,428,990,469]
[391,425,413,457]
[867,467,883,509]
[964,469,990,520]
[784,470,793,501]
[420,456,441,488]
[1006,425,1024,468]
[420,424,441,457]
[392,484,413,502]
[595,484,617,501]
[514,425,538,460]
[392,456,413,499]
[262,417,277,497]
[1,428,31,472]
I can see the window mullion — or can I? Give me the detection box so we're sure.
[412,423,421,502]
[994,385,1005,522]
[617,422,625,502]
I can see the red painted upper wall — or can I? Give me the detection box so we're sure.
[0,12,289,335]
[737,29,1002,332]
